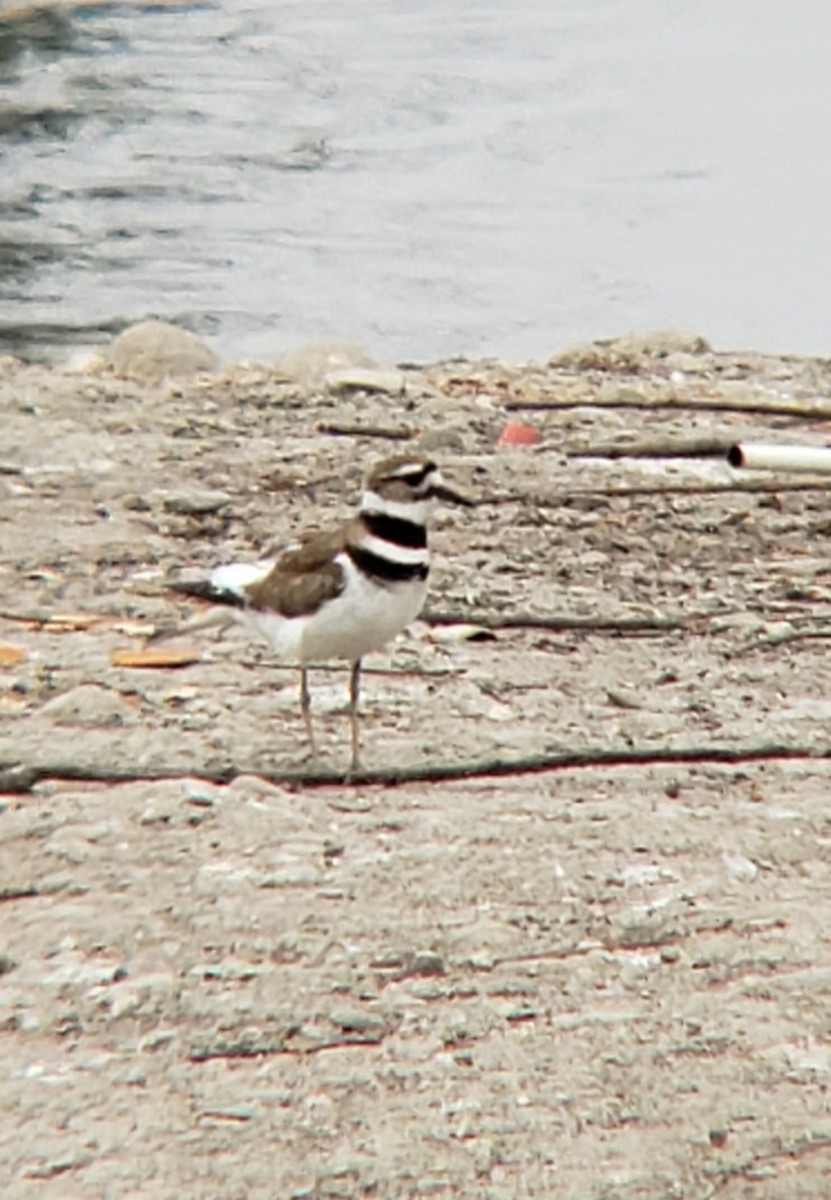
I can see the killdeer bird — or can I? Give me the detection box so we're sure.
[169,454,473,770]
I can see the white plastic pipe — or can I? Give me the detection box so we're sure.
[728,443,831,474]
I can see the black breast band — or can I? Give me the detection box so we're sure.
[362,511,427,549]
[348,544,429,584]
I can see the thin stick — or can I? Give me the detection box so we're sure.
[568,436,730,459]
[421,609,704,634]
[3,741,829,794]
[472,481,831,510]
[487,479,831,504]
[0,608,713,639]
[741,627,831,652]
[317,422,413,440]
[503,395,831,420]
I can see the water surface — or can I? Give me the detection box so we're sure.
[1,1,829,362]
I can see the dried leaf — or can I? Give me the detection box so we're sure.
[111,647,201,669]
[44,612,106,631]
[0,643,26,666]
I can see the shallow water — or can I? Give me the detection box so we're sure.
[1,0,830,364]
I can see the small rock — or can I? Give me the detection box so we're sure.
[111,989,143,1019]
[160,489,232,515]
[610,330,712,357]
[122,493,152,512]
[418,425,466,452]
[278,136,329,170]
[723,852,758,881]
[505,1005,538,1022]
[276,341,377,390]
[551,329,711,369]
[324,367,405,395]
[41,684,137,728]
[664,350,712,374]
[257,867,321,888]
[106,319,220,380]
[411,980,448,1001]
[0,763,38,792]
[200,1105,256,1122]
[611,912,681,950]
[0,355,22,376]
[25,1153,93,1180]
[329,1007,387,1034]
[410,950,446,977]
[606,687,642,710]
[182,779,220,807]
[138,1028,176,1051]
[138,799,178,826]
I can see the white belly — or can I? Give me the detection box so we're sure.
[237,552,429,664]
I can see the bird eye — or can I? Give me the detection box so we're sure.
[392,461,436,487]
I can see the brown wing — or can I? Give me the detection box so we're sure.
[244,524,350,618]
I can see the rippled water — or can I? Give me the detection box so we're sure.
[1,1,830,363]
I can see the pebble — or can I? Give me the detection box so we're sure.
[160,489,232,515]
[41,684,138,728]
[257,867,322,888]
[138,1029,177,1052]
[410,950,446,976]
[417,425,466,452]
[276,340,378,390]
[138,799,177,826]
[329,1007,387,1034]
[106,319,220,380]
[324,367,406,395]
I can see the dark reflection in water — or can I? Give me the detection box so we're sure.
[0,231,66,272]
[0,9,85,148]
[0,8,78,72]
[0,317,124,358]
[0,5,141,355]
[0,104,86,140]
[1,1,831,364]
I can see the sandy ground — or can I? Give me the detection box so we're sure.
[4,333,831,1196]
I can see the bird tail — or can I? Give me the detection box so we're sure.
[148,577,244,643]
[169,578,247,607]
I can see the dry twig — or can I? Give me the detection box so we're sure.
[1,741,827,795]
[316,421,413,440]
[504,394,831,420]
[567,435,730,459]
[422,608,701,634]
[486,479,831,505]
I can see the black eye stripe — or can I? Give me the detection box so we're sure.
[392,463,435,488]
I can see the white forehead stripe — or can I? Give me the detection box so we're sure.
[361,489,432,523]
[388,461,436,479]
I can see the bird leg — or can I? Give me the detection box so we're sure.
[299,667,317,761]
[348,658,362,772]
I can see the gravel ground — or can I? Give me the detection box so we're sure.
[4,332,831,1197]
